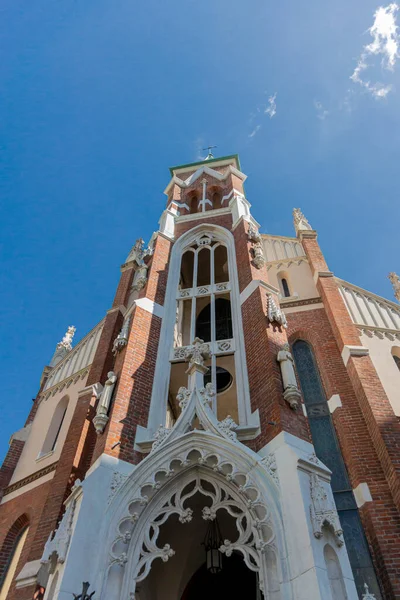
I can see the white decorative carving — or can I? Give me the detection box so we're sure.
[198,383,215,407]
[132,265,148,292]
[172,347,187,361]
[252,242,266,270]
[215,282,228,291]
[308,453,321,466]
[112,316,132,356]
[93,372,117,435]
[151,425,170,452]
[59,326,76,351]
[195,233,213,247]
[176,387,191,410]
[362,583,377,599]
[277,343,301,410]
[266,294,288,329]
[184,337,211,369]
[217,340,232,352]
[293,208,313,233]
[108,472,129,505]
[178,289,191,298]
[261,454,279,486]
[310,473,343,546]
[196,286,210,295]
[388,272,400,302]
[248,222,261,243]
[41,481,81,565]
[217,416,239,442]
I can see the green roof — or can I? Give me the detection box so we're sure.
[169,154,241,176]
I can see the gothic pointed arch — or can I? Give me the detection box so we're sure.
[140,223,259,447]
[97,429,286,600]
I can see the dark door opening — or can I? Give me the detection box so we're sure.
[181,552,258,600]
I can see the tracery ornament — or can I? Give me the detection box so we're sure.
[266,294,288,329]
[293,208,313,233]
[309,473,344,547]
[388,271,400,302]
[184,337,211,369]
[108,472,274,597]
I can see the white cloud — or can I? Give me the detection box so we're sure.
[265,93,277,118]
[351,3,399,98]
[248,124,262,138]
[314,100,329,120]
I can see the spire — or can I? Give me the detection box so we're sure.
[49,326,76,367]
[388,272,400,303]
[293,208,313,234]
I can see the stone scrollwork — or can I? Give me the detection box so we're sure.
[309,473,344,547]
[217,416,239,442]
[266,294,288,329]
[261,453,279,486]
[176,386,191,411]
[277,343,301,410]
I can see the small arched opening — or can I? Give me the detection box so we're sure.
[324,544,348,600]
[0,516,30,600]
[40,395,69,457]
[277,272,291,298]
[392,346,400,371]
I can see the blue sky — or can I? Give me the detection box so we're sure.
[1,0,400,461]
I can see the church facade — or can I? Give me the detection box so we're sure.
[1,154,400,600]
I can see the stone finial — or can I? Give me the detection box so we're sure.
[49,326,76,367]
[362,583,377,599]
[184,337,211,370]
[388,272,400,302]
[293,208,312,234]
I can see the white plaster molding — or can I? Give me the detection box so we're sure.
[336,277,400,315]
[283,303,324,314]
[240,279,280,305]
[302,403,308,417]
[15,559,42,589]
[174,207,231,223]
[77,384,95,398]
[10,423,32,443]
[231,214,261,233]
[134,298,164,319]
[353,482,373,508]
[0,471,55,506]
[164,163,247,195]
[327,394,342,413]
[158,209,176,239]
[341,345,370,366]
[313,270,334,284]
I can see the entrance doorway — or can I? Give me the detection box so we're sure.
[181,552,258,600]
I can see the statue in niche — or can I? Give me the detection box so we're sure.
[93,371,117,434]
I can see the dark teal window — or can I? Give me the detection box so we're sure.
[292,340,381,598]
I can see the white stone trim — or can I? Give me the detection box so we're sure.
[313,270,334,284]
[0,470,55,505]
[341,345,370,366]
[175,207,231,223]
[302,403,308,417]
[164,163,247,195]
[283,303,324,314]
[327,394,342,413]
[144,223,256,438]
[353,482,373,508]
[15,559,42,589]
[10,423,32,443]
[134,298,164,319]
[240,279,280,305]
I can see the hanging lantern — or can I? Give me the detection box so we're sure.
[203,517,223,574]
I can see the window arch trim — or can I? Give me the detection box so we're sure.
[143,224,256,440]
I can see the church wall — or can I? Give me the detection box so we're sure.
[7,376,89,487]
[358,332,400,416]
[287,305,400,599]
[267,260,319,301]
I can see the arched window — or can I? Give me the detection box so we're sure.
[277,272,291,298]
[324,545,347,600]
[212,190,221,207]
[39,396,69,457]
[392,347,400,371]
[0,518,29,600]
[189,193,199,214]
[292,340,382,599]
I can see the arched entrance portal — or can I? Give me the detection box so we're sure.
[181,553,258,599]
